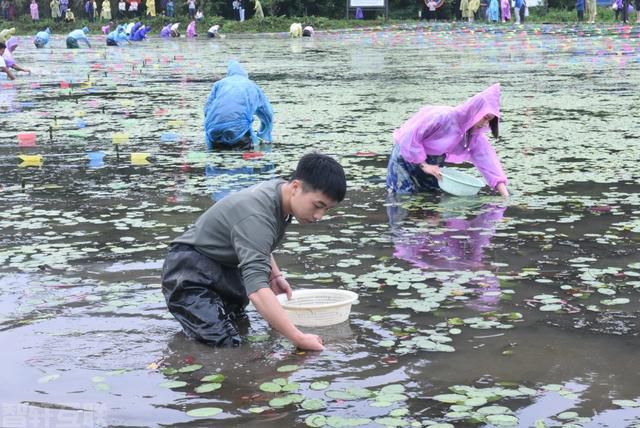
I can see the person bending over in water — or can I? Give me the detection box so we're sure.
[203,60,273,150]
[161,153,346,351]
[386,83,509,197]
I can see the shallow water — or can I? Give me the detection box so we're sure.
[1,23,640,427]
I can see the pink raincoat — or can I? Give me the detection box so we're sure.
[186,20,197,37]
[392,83,507,189]
[2,37,18,68]
[500,0,511,20]
[30,0,39,20]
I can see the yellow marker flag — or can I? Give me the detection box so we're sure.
[167,119,184,128]
[112,133,129,145]
[18,154,44,167]
[131,152,150,165]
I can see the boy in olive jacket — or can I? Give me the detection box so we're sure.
[162,153,347,351]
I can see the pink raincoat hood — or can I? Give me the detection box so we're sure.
[453,83,500,134]
[6,36,18,52]
[392,83,507,189]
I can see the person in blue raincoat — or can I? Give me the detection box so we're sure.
[487,0,499,21]
[130,24,150,41]
[34,27,51,48]
[66,26,91,49]
[106,25,129,46]
[204,60,273,150]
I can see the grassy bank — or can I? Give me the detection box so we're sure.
[2,8,638,36]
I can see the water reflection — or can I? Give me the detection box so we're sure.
[204,149,276,201]
[387,196,506,311]
[0,85,20,114]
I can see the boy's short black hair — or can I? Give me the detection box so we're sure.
[0,42,6,49]
[290,153,347,202]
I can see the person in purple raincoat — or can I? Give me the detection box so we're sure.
[2,37,30,74]
[186,20,197,37]
[500,0,511,20]
[130,24,150,41]
[59,0,68,16]
[388,201,507,311]
[386,83,509,197]
[160,23,172,37]
[128,21,142,39]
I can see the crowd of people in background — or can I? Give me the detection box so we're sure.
[1,0,638,34]
[0,0,217,22]
[421,0,639,23]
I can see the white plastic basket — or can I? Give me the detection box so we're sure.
[440,167,485,197]
[276,289,359,327]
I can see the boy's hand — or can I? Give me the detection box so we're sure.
[269,275,293,300]
[294,333,324,351]
[249,288,324,352]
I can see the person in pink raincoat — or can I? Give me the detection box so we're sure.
[186,20,197,37]
[387,200,507,311]
[2,37,30,75]
[386,83,509,197]
[500,0,511,21]
[30,0,39,21]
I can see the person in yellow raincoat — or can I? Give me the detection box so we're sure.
[459,0,469,20]
[254,0,263,19]
[101,0,111,19]
[0,27,16,43]
[468,0,479,20]
[146,0,155,16]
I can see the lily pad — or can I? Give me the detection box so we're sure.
[282,382,301,392]
[557,411,579,420]
[273,377,288,386]
[612,399,640,408]
[310,381,331,390]
[269,396,295,407]
[195,383,222,393]
[346,387,374,398]
[302,398,326,410]
[277,364,299,373]
[485,414,518,426]
[159,380,188,389]
[325,416,372,427]
[259,382,282,393]
[375,393,408,403]
[305,415,327,427]
[476,405,512,415]
[186,407,223,418]
[539,304,563,312]
[432,394,467,404]
[200,373,225,383]
[380,384,406,394]
[326,390,358,401]
[464,397,487,407]
[178,364,203,373]
[601,298,630,306]
[389,408,410,417]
